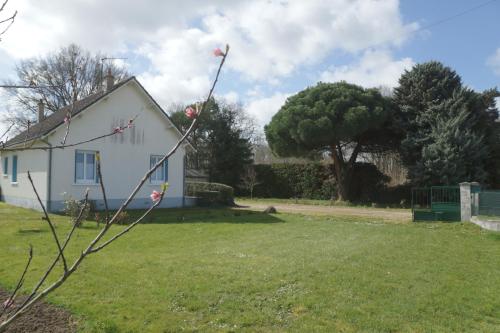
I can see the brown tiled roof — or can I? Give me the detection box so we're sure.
[4,77,134,147]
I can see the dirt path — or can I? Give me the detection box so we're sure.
[236,201,412,222]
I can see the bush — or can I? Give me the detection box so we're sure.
[245,163,336,199]
[63,195,92,227]
[186,181,234,206]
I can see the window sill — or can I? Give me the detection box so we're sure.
[11,182,18,186]
[2,174,8,178]
[148,182,167,186]
[72,183,100,186]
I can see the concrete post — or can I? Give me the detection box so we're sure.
[470,182,481,217]
[459,182,472,222]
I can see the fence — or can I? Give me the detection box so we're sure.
[412,184,500,223]
[475,190,500,220]
[412,186,461,222]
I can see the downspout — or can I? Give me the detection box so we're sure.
[182,154,186,207]
[41,138,53,212]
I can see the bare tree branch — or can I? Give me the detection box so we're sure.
[27,171,68,272]
[0,45,230,332]
[95,152,109,223]
[0,245,32,318]
[15,190,89,313]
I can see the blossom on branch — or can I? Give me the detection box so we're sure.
[185,106,197,119]
[213,47,225,57]
[150,190,161,202]
[113,127,124,134]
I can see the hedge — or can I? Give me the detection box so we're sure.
[237,162,406,204]
[186,181,234,206]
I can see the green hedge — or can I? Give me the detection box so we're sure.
[186,181,234,206]
[238,162,402,203]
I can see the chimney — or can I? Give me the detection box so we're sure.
[105,68,115,92]
[37,99,45,123]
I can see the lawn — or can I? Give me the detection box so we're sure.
[1,202,499,332]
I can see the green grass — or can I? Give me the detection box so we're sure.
[1,202,499,332]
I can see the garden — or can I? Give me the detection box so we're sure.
[1,202,499,332]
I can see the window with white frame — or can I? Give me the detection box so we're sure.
[75,150,97,184]
[150,155,168,183]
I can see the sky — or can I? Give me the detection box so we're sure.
[0,0,499,134]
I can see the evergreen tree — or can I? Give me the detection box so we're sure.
[265,82,396,201]
[170,98,254,188]
[394,61,499,186]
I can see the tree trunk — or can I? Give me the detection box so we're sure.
[331,143,360,202]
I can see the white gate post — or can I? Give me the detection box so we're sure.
[459,182,472,222]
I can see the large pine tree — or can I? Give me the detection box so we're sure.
[394,61,499,186]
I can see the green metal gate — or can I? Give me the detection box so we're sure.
[412,186,461,222]
[477,190,500,218]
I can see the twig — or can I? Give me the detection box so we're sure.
[27,171,67,272]
[89,192,165,253]
[95,152,109,224]
[0,122,14,141]
[16,190,89,312]
[0,114,141,152]
[0,45,230,332]
[0,245,32,318]
[0,10,16,38]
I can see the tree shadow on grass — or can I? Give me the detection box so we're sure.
[122,207,284,225]
[17,228,47,234]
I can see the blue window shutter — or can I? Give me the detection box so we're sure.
[12,155,17,182]
[164,159,168,181]
[3,157,7,175]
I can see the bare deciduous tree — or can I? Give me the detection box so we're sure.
[0,45,230,332]
[241,166,259,199]
[2,44,129,133]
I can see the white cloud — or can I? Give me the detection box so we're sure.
[245,92,291,126]
[320,49,414,88]
[0,0,418,108]
[487,48,500,76]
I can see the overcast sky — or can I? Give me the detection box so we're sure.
[0,0,499,133]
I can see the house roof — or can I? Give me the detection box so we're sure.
[4,77,134,147]
[4,77,193,150]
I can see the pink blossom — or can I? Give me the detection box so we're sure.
[213,47,225,57]
[127,119,134,128]
[185,106,197,119]
[3,297,13,309]
[63,116,70,124]
[150,190,161,202]
[113,127,124,134]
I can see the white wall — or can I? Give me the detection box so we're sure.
[47,81,187,211]
[0,147,49,210]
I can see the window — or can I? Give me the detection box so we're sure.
[2,157,7,175]
[12,155,17,183]
[75,150,97,184]
[150,155,168,183]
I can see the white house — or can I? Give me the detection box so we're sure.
[0,73,195,212]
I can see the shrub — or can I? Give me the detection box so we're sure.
[186,181,234,206]
[63,195,91,227]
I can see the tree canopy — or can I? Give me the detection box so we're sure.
[170,98,254,188]
[3,44,129,130]
[394,61,499,186]
[265,81,395,200]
